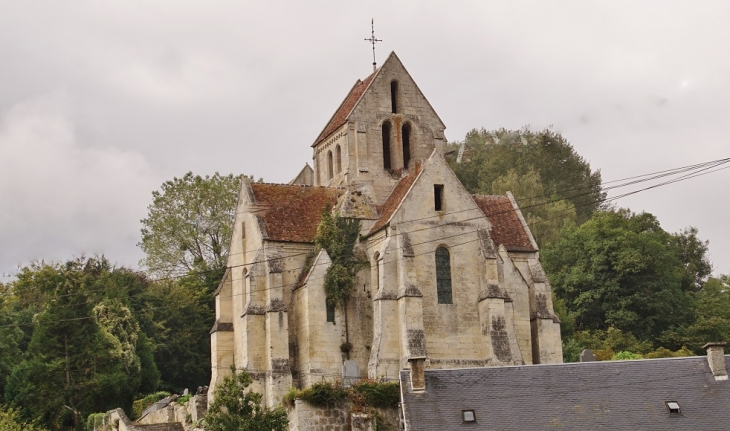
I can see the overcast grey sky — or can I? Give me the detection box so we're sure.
[1,1,728,279]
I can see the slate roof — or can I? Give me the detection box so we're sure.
[400,356,730,431]
[368,166,423,235]
[250,184,344,243]
[313,72,376,146]
[472,195,536,252]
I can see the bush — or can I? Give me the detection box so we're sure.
[131,391,171,419]
[351,381,400,409]
[176,394,191,405]
[301,381,349,406]
[612,351,643,360]
[561,338,584,363]
[282,388,303,408]
[0,406,48,431]
[85,413,107,431]
[644,346,695,359]
[283,380,400,412]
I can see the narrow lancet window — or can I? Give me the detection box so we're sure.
[434,184,444,211]
[335,145,342,174]
[327,150,334,179]
[390,81,399,113]
[402,123,411,169]
[326,301,335,323]
[382,121,392,170]
[436,247,452,304]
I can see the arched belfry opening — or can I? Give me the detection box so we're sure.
[402,122,411,169]
[390,81,399,113]
[327,150,334,180]
[382,121,392,170]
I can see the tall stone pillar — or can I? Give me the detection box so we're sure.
[396,233,427,370]
[209,272,234,402]
[264,247,292,407]
[528,261,562,364]
[477,284,523,366]
[368,237,400,380]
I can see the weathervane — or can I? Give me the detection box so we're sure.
[364,19,382,72]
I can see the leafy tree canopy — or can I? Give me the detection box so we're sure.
[659,275,730,352]
[543,209,711,344]
[448,128,605,244]
[203,368,288,431]
[139,172,241,277]
[3,257,148,430]
[0,405,48,431]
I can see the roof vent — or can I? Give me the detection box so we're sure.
[462,410,476,422]
[666,401,681,414]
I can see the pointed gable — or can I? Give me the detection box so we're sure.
[250,183,344,243]
[368,164,423,234]
[313,72,376,146]
[472,195,536,251]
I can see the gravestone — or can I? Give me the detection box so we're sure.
[342,360,359,387]
[580,349,596,362]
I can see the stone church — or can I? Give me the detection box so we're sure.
[208,52,562,406]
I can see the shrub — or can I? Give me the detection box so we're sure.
[612,351,643,360]
[85,413,107,431]
[301,381,349,406]
[131,391,171,419]
[282,388,303,408]
[0,406,48,431]
[351,381,400,409]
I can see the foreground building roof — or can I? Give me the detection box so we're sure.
[400,354,730,430]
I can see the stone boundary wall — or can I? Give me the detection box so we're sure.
[288,400,399,431]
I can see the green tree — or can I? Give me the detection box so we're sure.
[491,169,576,247]
[138,276,215,393]
[0,405,48,431]
[0,284,24,404]
[448,128,604,227]
[659,275,730,352]
[139,172,241,277]
[203,368,288,431]
[2,257,153,430]
[542,210,702,343]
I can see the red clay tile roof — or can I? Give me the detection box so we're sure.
[251,184,344,243]
[313,72,376,146]
[368,166,422,234]
[472,195,536,251]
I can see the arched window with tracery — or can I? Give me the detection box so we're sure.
[335,145,342,174]
[382,121,392,170]
[327,150,334,179]
[435,246,452,304]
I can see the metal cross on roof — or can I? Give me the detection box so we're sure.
[364,19,382,72]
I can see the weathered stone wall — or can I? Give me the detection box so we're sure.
[287,400,398,431]
[293,249,373,388]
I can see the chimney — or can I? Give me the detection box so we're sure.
[409,358,426,391]
[702,342,728,381]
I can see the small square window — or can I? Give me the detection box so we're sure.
[462,410,476,422]
[666,401,680,414]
